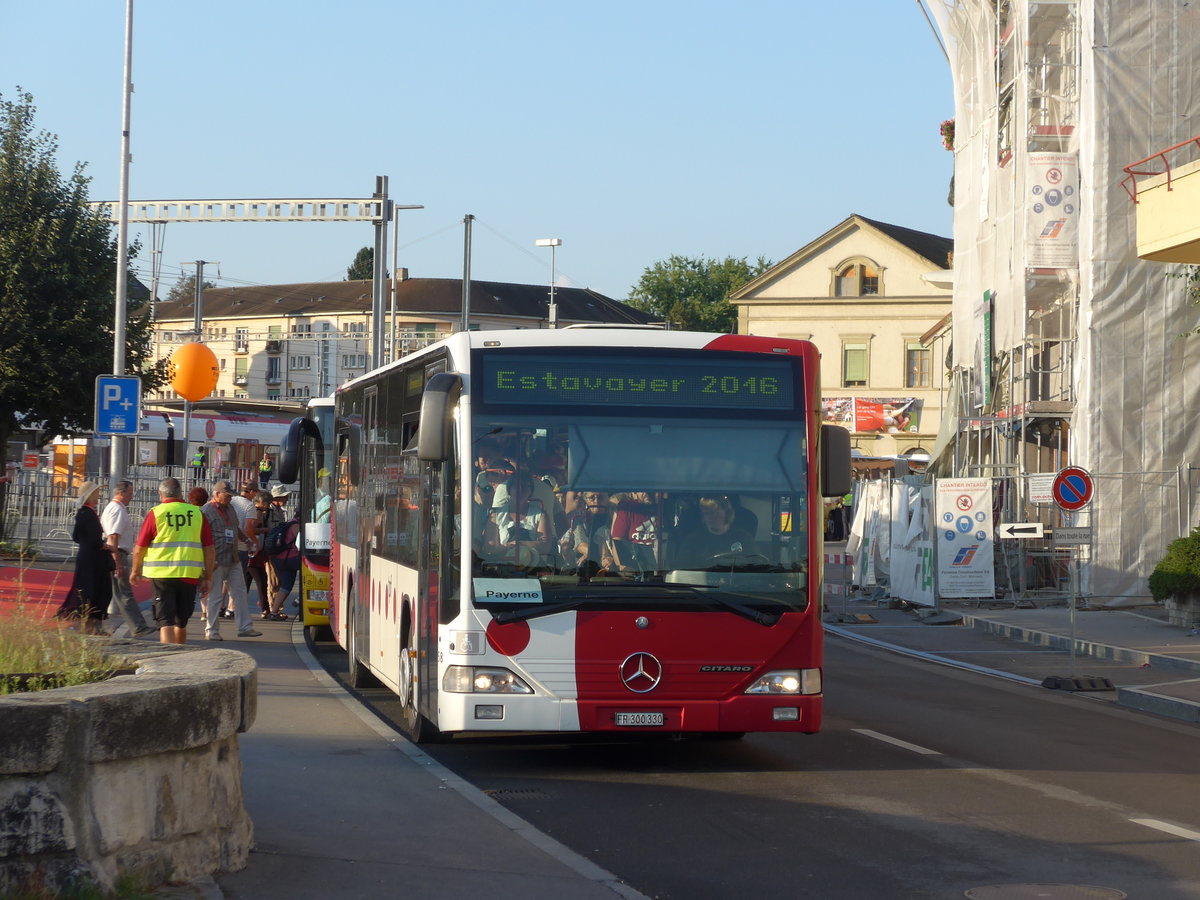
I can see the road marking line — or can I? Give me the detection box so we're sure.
[852,728,942,756]
[1131,818,1200,842]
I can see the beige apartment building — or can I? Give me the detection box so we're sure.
[149,276,654,402]
[730,215,953,458]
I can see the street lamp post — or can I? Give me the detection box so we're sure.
[535,238,562,329]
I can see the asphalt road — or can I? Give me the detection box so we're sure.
[309,633,1200,899]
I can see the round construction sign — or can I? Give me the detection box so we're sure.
[1052,466,1094,511]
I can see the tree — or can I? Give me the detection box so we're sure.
[346,246,373,281]
[166,273,217,305]
[625,255,774,332]
[0,88,159,464]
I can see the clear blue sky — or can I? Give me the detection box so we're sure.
[3,1,953,302]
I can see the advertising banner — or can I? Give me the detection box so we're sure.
[823,397,923,433]
[935,478,995,598]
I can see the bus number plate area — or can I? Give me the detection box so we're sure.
[615,712,664,727]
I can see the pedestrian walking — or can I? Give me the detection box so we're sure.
[231,480,259,598]
[199,480,261,641]
[100,480,155,637]
[55,481,113,635]
[130,476,215,645]
[246,490,275,615]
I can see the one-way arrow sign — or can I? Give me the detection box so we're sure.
[997,522,1045,540]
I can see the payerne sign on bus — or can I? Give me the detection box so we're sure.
[480,351,796,411]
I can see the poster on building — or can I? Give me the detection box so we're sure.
[823,397,923,433]
[934,477,995,598]
[1026,152,1079,268]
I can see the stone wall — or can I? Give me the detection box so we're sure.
[0,641,257,895]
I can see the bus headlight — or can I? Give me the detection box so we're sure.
[443,666,533,694]
[744,669,821,695]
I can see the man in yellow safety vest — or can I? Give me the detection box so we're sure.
[131,476,215,644]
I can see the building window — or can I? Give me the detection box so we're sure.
[291,323,312,338]
[342,321,366,336]
[235,327,249,353]
[842,341,868,387]
[267,389,281,400]
[269,324,282,340]
[234,357,248,386]
[905,341,932,388]
[833,260,881,297]
[290,355,312,370]
[267,357,282,383]
[342,354,366,369]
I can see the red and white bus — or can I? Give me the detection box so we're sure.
[281,327,850,742]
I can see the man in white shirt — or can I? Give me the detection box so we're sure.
[230,480,259,601]
[101,480,156,637]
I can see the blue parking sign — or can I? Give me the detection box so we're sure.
[95,375,141,436]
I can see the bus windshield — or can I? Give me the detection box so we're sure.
[470,415,809,617]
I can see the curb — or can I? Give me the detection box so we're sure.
[959,614,1200,675]
[827,617,1200,726]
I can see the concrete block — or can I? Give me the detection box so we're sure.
[0,695,70,775]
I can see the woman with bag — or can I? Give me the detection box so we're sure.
[55,481,115,634]
[267,516,301,621]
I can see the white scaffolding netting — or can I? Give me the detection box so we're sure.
[925,0,1200,601]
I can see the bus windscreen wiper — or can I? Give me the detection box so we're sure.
[659,585,781,627]
[491,598,589,624]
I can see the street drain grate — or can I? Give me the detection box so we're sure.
[964,886,1126,900]
[483,788,550,800]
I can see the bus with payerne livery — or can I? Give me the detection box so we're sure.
[279,327,851,742]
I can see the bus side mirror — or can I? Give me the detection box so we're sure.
[277,416,321,485]
[820,424,852,498]
[418,373,463,462]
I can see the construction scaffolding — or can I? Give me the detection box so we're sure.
[923,0,1200,603]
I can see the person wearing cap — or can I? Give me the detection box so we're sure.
[54,480,114,634]
[198,481,261,641]
[131,476,215,645]
[101,480,155,637]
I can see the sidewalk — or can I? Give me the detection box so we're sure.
[199,624,647,900]
[824,594,1200,725]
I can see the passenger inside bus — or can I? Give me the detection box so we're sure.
[558,490,617,576]
[609,491,660,575]
[484,471,553,568]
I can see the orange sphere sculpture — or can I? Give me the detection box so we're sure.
[168,342,220,402]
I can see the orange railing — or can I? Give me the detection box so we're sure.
[1121,135,1200,203]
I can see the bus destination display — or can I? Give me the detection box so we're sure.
[481,352,796,410]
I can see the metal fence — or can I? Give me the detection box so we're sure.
[0,465,280,560]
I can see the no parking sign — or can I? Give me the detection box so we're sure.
[1052,466,1094,511]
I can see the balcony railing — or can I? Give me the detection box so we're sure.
[233,374,248,386]
[266,340,282,353]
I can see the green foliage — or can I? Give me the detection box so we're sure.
[346,246,374,281]
[165,273,216,305]
[1172,265,1200,336]
[1147,528,1200,602]
[624,254,773,332]
[0,602,127,694]
[0,88,158,461]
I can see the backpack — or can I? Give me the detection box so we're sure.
[261,518,297,557]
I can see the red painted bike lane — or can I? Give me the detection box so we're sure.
[0,563,154,620]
